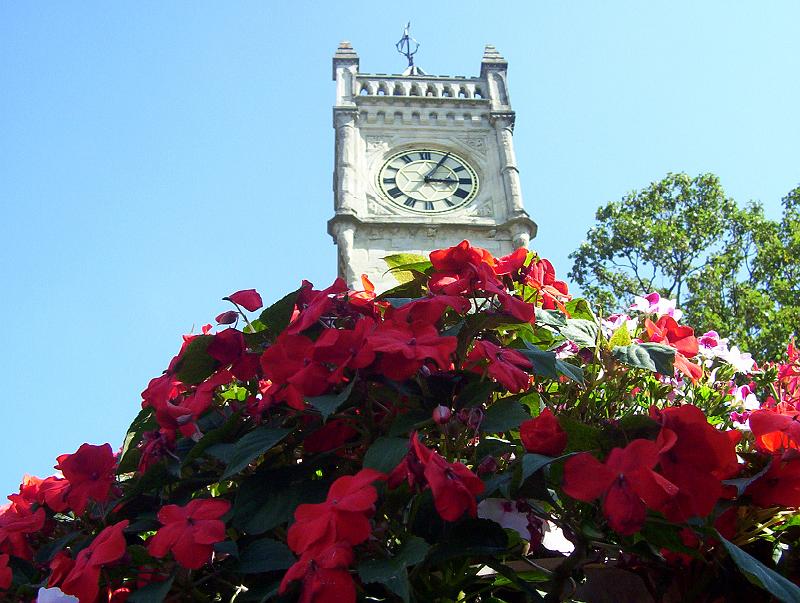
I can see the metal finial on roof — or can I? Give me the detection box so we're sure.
[396,22,426,75]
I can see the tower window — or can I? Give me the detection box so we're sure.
[393,84,404,96]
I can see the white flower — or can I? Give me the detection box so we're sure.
[477,499,533,540]
[541,521,574,554]
[37,587,79,603]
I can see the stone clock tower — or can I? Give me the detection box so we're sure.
[328,40,537,291]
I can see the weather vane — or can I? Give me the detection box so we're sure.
[396,22,419,69]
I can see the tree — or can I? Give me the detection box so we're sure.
[569,173,799,360]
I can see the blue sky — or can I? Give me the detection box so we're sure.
[1,1,798,495]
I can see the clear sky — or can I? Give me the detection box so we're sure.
[1,1,798,496]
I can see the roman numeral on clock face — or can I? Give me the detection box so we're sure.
[419,151,431,160]
[403,198,416,207]
[424,201,434,210]
[383,177,396,185]
[444,199,455,207]
[387,187,403,198]
[453,188,469,199]
[400,155,413,164]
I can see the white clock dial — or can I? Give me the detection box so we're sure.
[378,149,479,213]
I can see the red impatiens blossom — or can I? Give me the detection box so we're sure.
[389,434,485,522]
[287,469,385,556]
[520,409,568,456]
[279,542,356,603]
[147,498,231,570]
[466,340,532,393]
[303,419,359,454]
[207,328,246,366]
[215,309,239,325]
[312,318,376,383]
[0,494,46,560]
[389,294,472,325]
[749,406,800,455]
[55,443,117,515]
[644,315,702,381]
[650,404,740,521]
[366,319,457,381]
[428,240,501,295]
[286,278,348,335]
[522,258,571,312]
[0,554,11,590]
[150,370,234,438]
[60,520,129,603]
[562,439,678,535]
[493,247,528,278]
[747,459,800,507]
[225,289,263,312]
[260,333,331,410]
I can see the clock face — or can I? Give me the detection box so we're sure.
[377,148,479,213]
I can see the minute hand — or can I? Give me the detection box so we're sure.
[426,177,457,184]
[424,152,450,179]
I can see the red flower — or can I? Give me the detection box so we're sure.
[312,318,376,383]
[562,439,678,535]
[367,319,457,381]
[429,240,501,295]
[225,289,263,312]
[651,404,740,522]
[303,419,359,454]
[0,494,46,560]
[389,294,471,325]
[148,498,231,569]
[645,316,702,380]
[207,328,246,366]
[466,340,532,393]
[279,542,356,603]
[522,258,571,312]
[287,469,385,556]
[520,409,567,455]
[749,407,800,455]
[493,247,528,277]
[260,333,331,410]
[55,443,116,515]
[286,278,348,335]
[152,370,234,438]
[61,520,129,603]
[390,434,484,522]
[747,459,800,507]
[0,554,11,590]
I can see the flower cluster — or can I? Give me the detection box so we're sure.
[1,240,798,603]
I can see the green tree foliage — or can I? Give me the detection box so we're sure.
[569,173,799,360]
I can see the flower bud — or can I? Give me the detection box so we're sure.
[432,405,452,425]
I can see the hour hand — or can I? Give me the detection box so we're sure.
[425,177,457,184]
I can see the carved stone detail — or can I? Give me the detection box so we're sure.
[365,135,392,153]
[458,136,488,155]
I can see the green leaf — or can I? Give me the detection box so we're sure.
[356,537,430,603]
[520,343,585,383]
[117,407,156,474]
[181,411,242,468]
[363,437,409,473]
[559,318,599,348]
[388,409,429,437]
[564,298,597,322]
[719,535,800,603]
[128,574,175,603]
[608,324,632,347]
[221,427,292,480]
[481,398,530,433]
[558,416,606,453]
[534,308,567,328]
[308,379,355,422]
[237,538,296,574]
[258,289,299,340]
[213,540,239,558]
[383,253,433,285]
[174,335,218,385]
[521,453,556,482]
[424,518,509,564]
[612,343,676,374]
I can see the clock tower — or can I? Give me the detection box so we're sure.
[329,37,537,291]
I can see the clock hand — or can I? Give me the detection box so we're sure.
[424,152,450,180]
[425,178,457,184]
